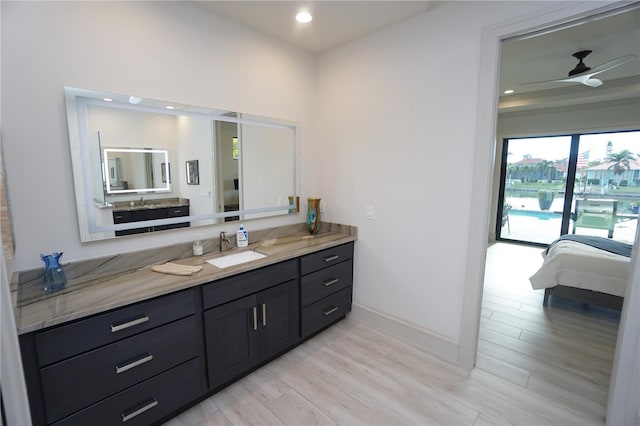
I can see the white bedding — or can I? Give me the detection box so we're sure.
[529,240,630,297]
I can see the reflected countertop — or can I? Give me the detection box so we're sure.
[111,197,190,212]
[11,222,357,334]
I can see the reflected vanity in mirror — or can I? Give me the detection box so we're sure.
[65,87,299,242]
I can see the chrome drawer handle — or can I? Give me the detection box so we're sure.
[121,397,158,422]
[323,278,339,287]
[115,353,154,374]
[322,306,339,316]
[111,315,149,333]
[173,210,182,214]
[253,306,258,331]
[323,255,339,263]
[262,303,267,327]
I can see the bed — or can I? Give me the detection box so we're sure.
[529,235,632,310]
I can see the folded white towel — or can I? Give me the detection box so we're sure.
[151,262,203,276]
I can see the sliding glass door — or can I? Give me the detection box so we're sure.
[497,130,639,245]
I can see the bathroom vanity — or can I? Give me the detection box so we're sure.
[15,224,356,425]
[111,198,190,236]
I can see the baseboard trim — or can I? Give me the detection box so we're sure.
[349,303,460,366]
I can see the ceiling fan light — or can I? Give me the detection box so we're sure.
[584,78,603,88]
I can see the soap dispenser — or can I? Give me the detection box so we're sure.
[237,225,248,248]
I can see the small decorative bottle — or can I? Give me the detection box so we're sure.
[306,197,321,234]
[41,252,67,293]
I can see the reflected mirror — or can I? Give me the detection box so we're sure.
[65,87,298,242]
[104,149,171,194]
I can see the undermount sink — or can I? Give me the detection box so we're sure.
[206,250,267,268]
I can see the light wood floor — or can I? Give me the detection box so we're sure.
[165,242,620,425]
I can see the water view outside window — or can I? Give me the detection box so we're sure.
[499,131,639,245]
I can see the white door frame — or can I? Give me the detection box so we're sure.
[459,2,639,425]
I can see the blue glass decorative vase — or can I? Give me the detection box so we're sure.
[41,252,67,293]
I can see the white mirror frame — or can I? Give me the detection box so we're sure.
[65,87,299,242]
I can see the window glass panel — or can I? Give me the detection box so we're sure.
[501,136,571,245]
[570,131,639,243]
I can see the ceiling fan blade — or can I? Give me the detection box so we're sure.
[526,54,636,88]
[553,75,603,87]
[586,54,637,76]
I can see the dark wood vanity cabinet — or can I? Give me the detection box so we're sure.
[20,242,354,425]
[301,243,354,338]
[113,205,189,236]
[202,260,300,390]
[20,289,206,426]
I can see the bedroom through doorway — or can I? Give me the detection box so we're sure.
[475,4,638,423]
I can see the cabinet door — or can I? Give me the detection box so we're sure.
[204,295,259,390]
[258,279,300,360]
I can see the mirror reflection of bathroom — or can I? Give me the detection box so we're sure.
[215,119,240,222]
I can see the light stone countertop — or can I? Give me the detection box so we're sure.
[12,222,357,334]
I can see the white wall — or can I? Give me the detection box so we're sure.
[176,115,216,227]
[242,124,294,219]
[1,1,314,269]
[313,1,560,344]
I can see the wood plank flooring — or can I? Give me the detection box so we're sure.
[165,242,620,425]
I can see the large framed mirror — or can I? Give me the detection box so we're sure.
[65,87,299,242]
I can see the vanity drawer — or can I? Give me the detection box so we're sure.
[301,242,354,275]
[35,289,195,367]
[167,206,189,217]
[301,259,353,307]
[52,357,204,426]
[301,286,352,338]
[203,260,297,309]
[41,315,199,424]
[112,211,132,223]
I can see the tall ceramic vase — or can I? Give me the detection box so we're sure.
[306,197,321,234]
[41,252,67,293]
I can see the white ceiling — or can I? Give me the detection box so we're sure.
[498,4,640,112]
[194,1,639,112]
[196,1,437,52]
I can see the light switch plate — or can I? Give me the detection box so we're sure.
[366,205,375,220]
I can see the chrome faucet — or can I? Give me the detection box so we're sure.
[219,231,231,252]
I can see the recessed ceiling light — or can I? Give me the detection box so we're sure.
[504,89,515,95]
[103,98,113,102]
[296,11,312,23]
[129,96,143,104]
[165,105,175,110]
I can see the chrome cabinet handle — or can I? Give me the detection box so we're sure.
[121,398,158,422]
[322,306,339,316]
[323,255,339,263]
[262,304,267,327]
[115,353,154,374]
[323,278,339,287]
[253,306,258,331]
[111,315,149,333]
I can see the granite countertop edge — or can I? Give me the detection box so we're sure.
[14,227,356,334]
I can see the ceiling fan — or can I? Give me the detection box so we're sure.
[526,50,637,88]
